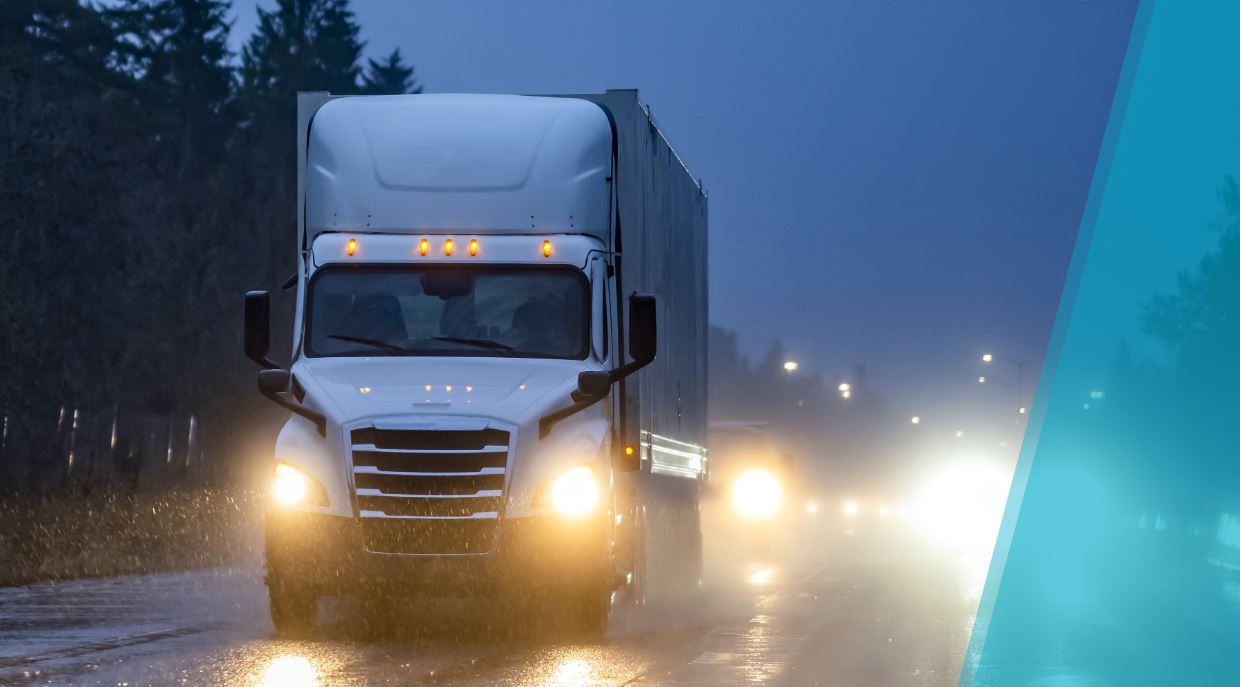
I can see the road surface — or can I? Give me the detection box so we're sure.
[0,523,982,686]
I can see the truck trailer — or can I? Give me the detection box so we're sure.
[243,90,708,636]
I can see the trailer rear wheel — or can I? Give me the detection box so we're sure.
[268,577,317,636]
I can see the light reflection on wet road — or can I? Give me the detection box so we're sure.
[0,526,982,686]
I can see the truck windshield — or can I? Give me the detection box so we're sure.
[305,267,589,359]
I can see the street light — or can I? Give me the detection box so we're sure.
[783,361,798,372]
[838,382,851,392]
[955,430,965,438]
[981,351,1028,413]
[911,416,921,425]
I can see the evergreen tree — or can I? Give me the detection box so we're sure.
[361,48,421,95]
[239,0,364,105]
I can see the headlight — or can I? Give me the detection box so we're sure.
[273,462,328,507]
[548,466,599,518]
[731,469,781,519]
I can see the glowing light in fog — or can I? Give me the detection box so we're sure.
[783,361,799,371]
[732,470,781,518]
[838,382,851,392]
[982,353,993,363]
[262,656,317,687]
[955,430,965,438]
[747,567,773,586]
[806,501,819,514]
[879,506,889,517]
[916,459,1011,553]
[1019,407,1027,414]
[843,500,859,517]
[911,416,921,424]
[841,390,852,399]
[978,376,987,384]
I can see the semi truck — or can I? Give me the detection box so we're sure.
[242,90,708,636]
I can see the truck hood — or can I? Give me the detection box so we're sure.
[292,356,587,426]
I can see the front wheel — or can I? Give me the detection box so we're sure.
[268,576,317,636]
[558,586,611,641]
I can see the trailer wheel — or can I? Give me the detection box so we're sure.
[268,577,317,636]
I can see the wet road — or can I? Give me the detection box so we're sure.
[0,525,981,686]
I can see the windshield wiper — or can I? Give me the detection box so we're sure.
[430,336,517,356]
[326,334,413,355]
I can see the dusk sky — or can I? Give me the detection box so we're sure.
[229,0,1138,419]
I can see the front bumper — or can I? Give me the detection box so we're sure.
[265,510,611,596]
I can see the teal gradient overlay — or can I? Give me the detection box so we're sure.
[962,1,1240,684]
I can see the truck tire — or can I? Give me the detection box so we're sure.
[563,586,611,641]
[268,577,317,636]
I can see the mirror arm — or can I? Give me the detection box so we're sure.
[539,393,606,439]
[250,353,280,370]
[259,378,327,437]
[538,357,654,439]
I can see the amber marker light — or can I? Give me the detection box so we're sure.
[418,238,429,256]
[346,238,358,256]
[468,239,479,256]
[625,445,635,457]
[542,240,553,258]
[443,239,455,256]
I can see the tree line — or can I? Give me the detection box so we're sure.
[0,0,421,492]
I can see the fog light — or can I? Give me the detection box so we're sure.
[274,462,308,505]
[549,466,598,518]
[732,470,781,519]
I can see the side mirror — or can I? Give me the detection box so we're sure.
[244,290,275,368]
[577,371,611,399]
[258,369,291,396]
[628,294,657,364]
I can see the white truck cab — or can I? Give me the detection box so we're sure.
[243,92,707,637]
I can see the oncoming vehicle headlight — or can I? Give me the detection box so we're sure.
[548,466,599,518]
[732,469,781,519]
[273,462,328,507]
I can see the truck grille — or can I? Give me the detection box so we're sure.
[349,426,510,555]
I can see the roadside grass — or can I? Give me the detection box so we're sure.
[0,488,263,587]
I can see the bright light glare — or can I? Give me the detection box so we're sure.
[273,462,308,505]
[838,382,851,392]
[982,353,994,363]
[261,655,317,687]
[731,470,781,518]
[550,658,593,687]
[549,466,598,518]
[842,499,859,517]
[978,376,986,384]
[783,360,799,371]
[916,460,1011,553]
[746,567,773,586]
[806,501,819,514]
[911,416,921,424]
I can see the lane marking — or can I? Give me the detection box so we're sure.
[0,622,219,669]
